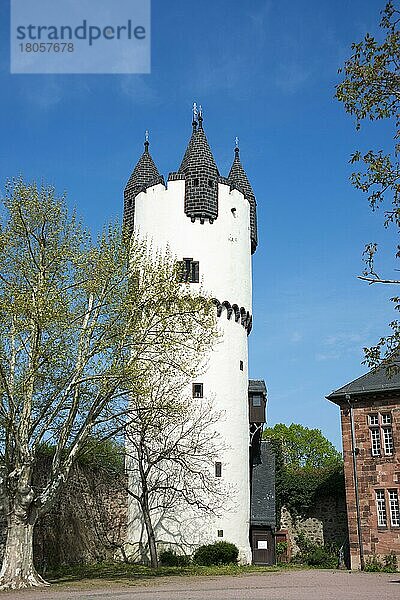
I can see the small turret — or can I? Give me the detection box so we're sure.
[175,104,220,224]
[228,140,258,253]
[123,132,164,235]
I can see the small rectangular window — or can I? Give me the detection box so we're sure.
[369,414,379,426]
[192,383,203,398]
[376,490,387,527]
[217,530,223,537]
[252,395,262,407]
[178,258,199,283]
[388,490,400,527]
[239,360,243,371]
[381,413,392,425]
[215,462,222,477]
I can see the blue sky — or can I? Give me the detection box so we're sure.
[0,1,396,449]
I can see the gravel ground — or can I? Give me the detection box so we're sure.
[1,569,400,600]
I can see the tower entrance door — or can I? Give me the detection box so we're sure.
[251,527,275,565]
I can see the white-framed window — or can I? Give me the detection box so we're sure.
[368,412,394,457]
[369,413,379,426]
[388,490,400,527]
[371,428,381,456]
[375,490,387,527]
[383,427,394,456]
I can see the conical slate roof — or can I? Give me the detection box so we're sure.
[125,141,164,197]
[123,139,164,236]
[177,113,220,223]
[179,119,219,175]
[228,147,255,200]
[228,147,258,253]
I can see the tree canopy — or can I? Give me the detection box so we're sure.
[263,423,342,470]
[264,424,344,521]
[0,177,217,589]
[336,1,400,368]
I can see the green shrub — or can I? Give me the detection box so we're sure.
[293,532,338,569]
[365,553,398,573]
[276,541,288,561]
[306,546,337,568]
[383,553,398,572]
[159,549,191,567]
[295,532,314,555]
[364,555,383,572]
[193,541,239,566]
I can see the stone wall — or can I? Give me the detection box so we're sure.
[0,464,127,568]
[280,495,348,556]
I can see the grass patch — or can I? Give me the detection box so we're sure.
[44,562,289,586]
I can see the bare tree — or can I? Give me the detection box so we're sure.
[124,366,227,568]
[0,178,217,589]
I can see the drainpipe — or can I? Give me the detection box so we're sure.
[346,393,365,570]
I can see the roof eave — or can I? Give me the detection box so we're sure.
[326,386,400,404]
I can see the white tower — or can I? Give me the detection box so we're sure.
[124,108,258,563]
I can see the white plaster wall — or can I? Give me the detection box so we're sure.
[204,316,251,562]
[134,180,252,309]
[128,180,253,562]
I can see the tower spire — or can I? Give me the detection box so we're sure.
[228,140,258,253]
[176,103,219,223]
[198,104,203,130]
[192,102,198,133]
[124,133,165,235]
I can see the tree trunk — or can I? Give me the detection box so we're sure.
[0,510,49,589]
[142,502,158,568]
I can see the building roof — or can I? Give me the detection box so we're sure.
[251,441,276,528]
[178,116,219,175]
[228,147,258,253]
[249,379,267,395]
[123,107,258,249]
[326,362,400,402]
[228,147,255,200]
[124,140,164,199]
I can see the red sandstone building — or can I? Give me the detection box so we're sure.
[327,366,400,569]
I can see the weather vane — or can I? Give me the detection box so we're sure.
[235,136,239,149]
[199,104,203,118]
[192,102,198,121]
[145,130,149,143]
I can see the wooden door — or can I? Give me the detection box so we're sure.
[251,528,275,565]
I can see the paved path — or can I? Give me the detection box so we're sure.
[2,570,400,600]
